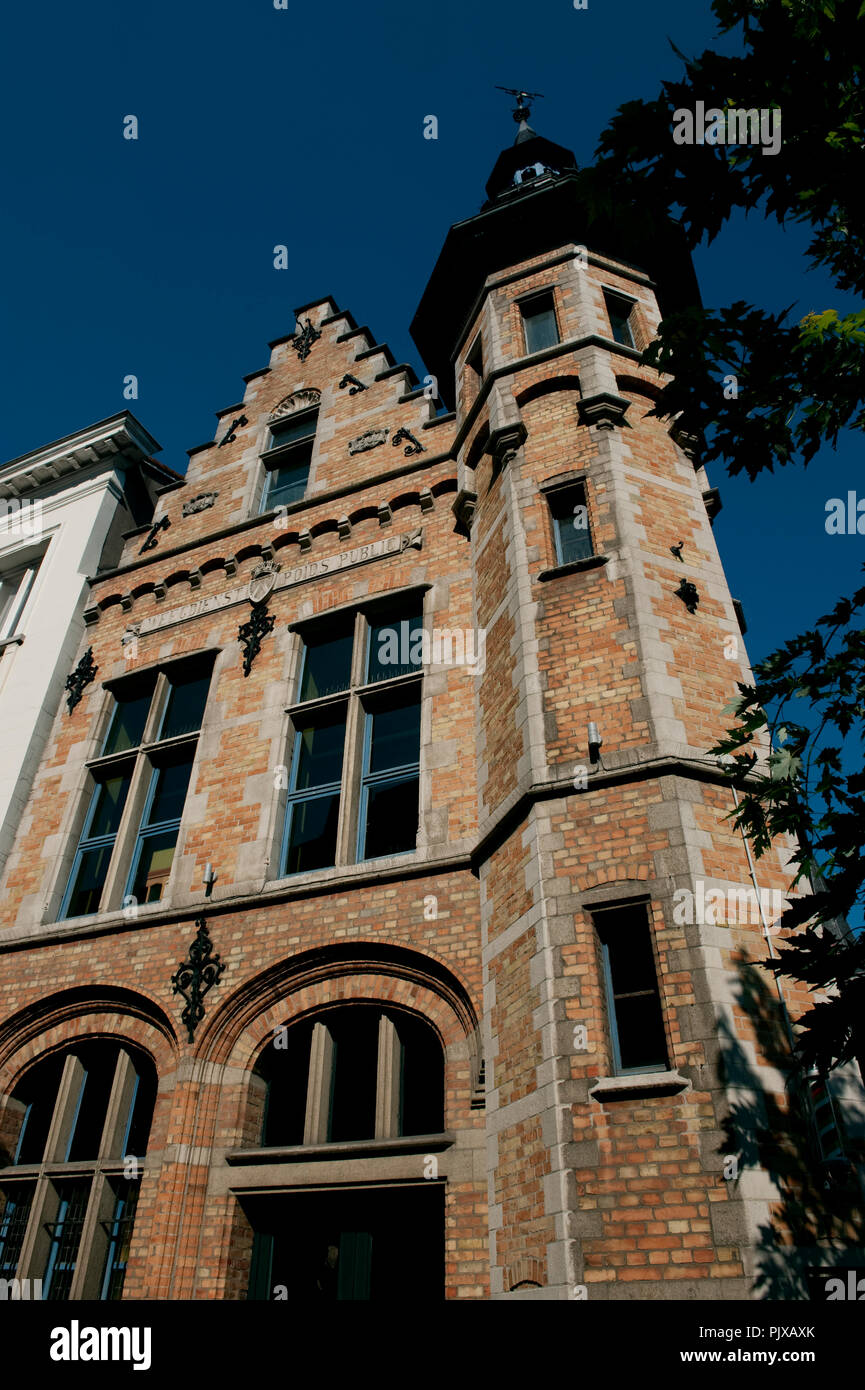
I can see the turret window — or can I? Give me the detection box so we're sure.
[546,482,595,567]
[593,904,669,1075]
[604,292,637,349]
[521,293,559,354]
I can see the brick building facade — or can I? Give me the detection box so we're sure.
[0,107,862,1302]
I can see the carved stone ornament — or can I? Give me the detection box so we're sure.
[577,392,631,431]
[182,491,219,517]
[248,559,281,604]
[65,647,99,713]
[349,428,389,456]
[269,388,321,423]
[171,917,226,1044]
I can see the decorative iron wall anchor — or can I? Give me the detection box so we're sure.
[392,427,425,456]
[675,579,700,613]
[139,516,171,554]
[218,415,248,448]
[171,917,226,1044]
[339,373,366,394]
[670,541,685,562]
[292,318,321,362]
[182,491,219,517]
[238,598,276,676]
[65,647,98,712]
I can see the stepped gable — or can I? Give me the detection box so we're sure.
[115,297,456,570]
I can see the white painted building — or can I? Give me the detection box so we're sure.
[0,413,178,880]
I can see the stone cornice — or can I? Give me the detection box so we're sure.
[0,413,173,500]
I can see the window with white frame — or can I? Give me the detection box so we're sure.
[0,554,42,653]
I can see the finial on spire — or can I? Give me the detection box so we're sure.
[495,86,545,125]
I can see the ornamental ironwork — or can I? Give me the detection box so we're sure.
[392,427,425,457]
[238,598,276,677]
[675,579,700,614]
[139,516,171,554]
[292,318,321,362]
[65,647,99,712]
[171,917,226,1044]
[182,491,219,517]
[218,415,248,448]
[339,373,366,395]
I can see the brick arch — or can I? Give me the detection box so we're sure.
[0,986,179,1098]
[515,375,581,409]
[506,1256,545,1290]
[195,939,479,1073]
[579,866,652,891]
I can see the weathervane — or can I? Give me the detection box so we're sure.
[495,86,545,124]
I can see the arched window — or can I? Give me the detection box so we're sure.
[0,1042,156,1299]
[255,1005,444,1148]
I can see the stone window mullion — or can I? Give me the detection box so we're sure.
[99,1049,139,1161]
[14,1172,56,1285]
[303,1022,335,1145]
[66,1169,108,1300]
[375,1014,401,1139]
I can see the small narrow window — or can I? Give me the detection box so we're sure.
[466,335,483,384]
[547,483,594,568]
[604,292,636,349]
[521,293,559,354]
[594,905,669,1075]
[260,410,317,513]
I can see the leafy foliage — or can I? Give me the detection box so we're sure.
[584,0,865,1072]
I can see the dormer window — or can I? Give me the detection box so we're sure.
[259,409,317,513]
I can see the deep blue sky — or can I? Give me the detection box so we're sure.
[1,0,860,685]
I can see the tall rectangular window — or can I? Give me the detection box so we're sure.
[259,409,317,513]
[282,710,346,875]
[60,656,213,919]
[594,904,669,1075]
[546,483,595,567]
[604,292,636,348]
[279,600,424,877]
[358,690,421,861]
[521,293,559,354]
